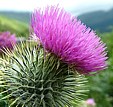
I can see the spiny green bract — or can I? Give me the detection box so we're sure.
[0,41,88,107]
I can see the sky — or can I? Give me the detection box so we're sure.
[0,0,113,15]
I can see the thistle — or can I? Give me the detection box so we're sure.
[32,6,107,74]
[0,31,16,54]
[0,5,107,107]
[0,41,88,107]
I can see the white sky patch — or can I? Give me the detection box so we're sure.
[0,0,113,15]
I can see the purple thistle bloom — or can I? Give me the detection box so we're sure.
[86,98,96,106]
[31,6,107,74]
[0,31,16,53]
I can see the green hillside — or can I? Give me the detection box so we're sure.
[78,8,113,32]
[0,15,29,37]
[0,11,30,23]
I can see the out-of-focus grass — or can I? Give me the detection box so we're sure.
[87,30,113,107]
[0,15,29,37]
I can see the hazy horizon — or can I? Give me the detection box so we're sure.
[0,0,113,15]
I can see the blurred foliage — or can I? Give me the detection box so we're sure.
[87,30,113,107]
[0,15,29,37]
[100,31,113,59]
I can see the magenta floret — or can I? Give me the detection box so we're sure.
[31,6,107,74]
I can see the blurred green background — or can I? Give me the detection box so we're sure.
[0,13,29,38]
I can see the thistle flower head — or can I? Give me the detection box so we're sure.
[31,6,107,74]
[0,31,16,53]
